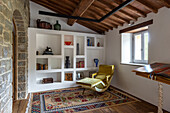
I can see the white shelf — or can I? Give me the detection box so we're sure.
[64,45,74,48]
[76,55,85,58]
[87,67,98,70]
[36,55,62,58]
[64,68,74,71]
[87,46,95,49]
[36,69,62,73]
[28,28,105,92]
[87,47,104,49]
[76,68,87,71]
[38,81,62,85]
[96,47,104,49]
[63,81,75,83]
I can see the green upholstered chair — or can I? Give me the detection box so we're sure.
[76,65,114,92]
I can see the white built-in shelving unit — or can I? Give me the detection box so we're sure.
[28,28,105,92]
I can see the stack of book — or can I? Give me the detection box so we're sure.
[76,61,84,68]
[36,63,48,70]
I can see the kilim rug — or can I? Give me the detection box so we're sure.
[31,86,138,113]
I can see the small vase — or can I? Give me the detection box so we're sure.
[87,39,90,46]
[65,56,70,68]
[94,58,99,67]
[77,43,79,55]
[54,20,61,30]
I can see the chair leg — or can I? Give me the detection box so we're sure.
[94,91,98,98]
[82,88,85,95]
[108,86,111,91]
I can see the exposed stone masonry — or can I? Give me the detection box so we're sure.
[0,0,29,112]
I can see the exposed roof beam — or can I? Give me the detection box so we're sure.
[77,21,104,34]
[84,11,118,28]
[136,0,158,13]
[77,20,107,32]
[89,5,124,26]
[113,0,146,17]
[31,0,71,15]
[95,0,137,21]
[159,0,170,8]
[113,14,129,23]
[67,0,95,26]
[84,14,115,30]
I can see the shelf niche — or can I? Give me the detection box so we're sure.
[87,37,95,47]
[64,35,74,46]
[36,58,48,70]
[76,58,85,68]
[36,72,61,84]
[76,36,85,55]
[96,37,104,47]
[64,72,73,81]
[64,48,73,69]
[36,33,61,55]
[87,49,104,68]
[50,58,62,69]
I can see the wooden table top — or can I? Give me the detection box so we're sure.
[132,62,170,85]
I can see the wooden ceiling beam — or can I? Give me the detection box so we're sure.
[95,0,137,21]
[125,5,146,17]
[84,14,115,30]
[67,0,95,26]
[113,14,129,23]
[159,0,170,8]
[48,0,74,11]
[89,5,124,26]
[118,10,137,21]
[136,0,158,13]
[77,20,107,32]
[92,1,130,24]
[113,0,146,17]
[87,7,122,27]
[77,21,104,34]
[80,14,113,31]
[31,0,70,15]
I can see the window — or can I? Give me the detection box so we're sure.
[121,30,149,65]
[132,31,148,63]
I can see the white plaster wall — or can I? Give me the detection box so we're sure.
[106,7,170,111]
[29,1,96,33]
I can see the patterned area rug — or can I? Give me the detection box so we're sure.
[31,86,138,113]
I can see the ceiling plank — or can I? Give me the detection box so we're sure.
[159,0,170,8]
[89,5,124,26]
[77,20,106,32]
[84,11,118,28]
[113,0,146,17]
[31,0,70,15]
[67,0,95,26]
[113,14,129,23]
[77,21,104,34]
[136,0,158,13]
[95,0,137,21]
[48,0,74,11]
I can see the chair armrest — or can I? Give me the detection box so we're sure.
[92,73,98,78]
[91,79,106,88]
[106,75,111,83]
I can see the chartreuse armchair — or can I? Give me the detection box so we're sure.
[76,65,114,93]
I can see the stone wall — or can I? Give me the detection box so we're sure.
[0,0,29,112]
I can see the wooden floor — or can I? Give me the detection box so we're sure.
[12,94,169,113]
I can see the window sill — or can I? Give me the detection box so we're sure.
[120,62,148,66]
